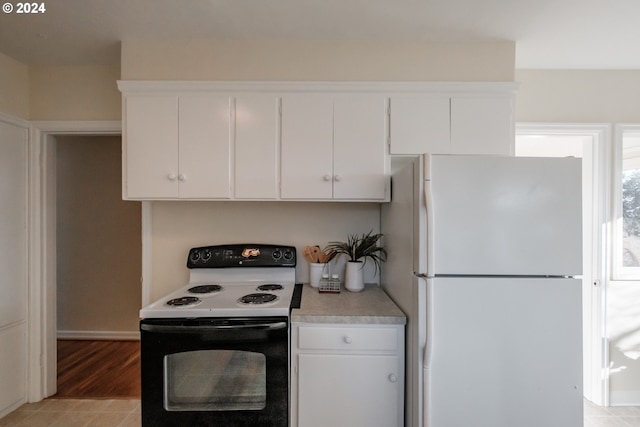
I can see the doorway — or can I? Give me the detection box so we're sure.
[27,121,141,401]
[516,123,610,406]
[55,135,141,340]
[54,135,141,398]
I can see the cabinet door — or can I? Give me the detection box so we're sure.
[234,95,279,199]
[281,94,334,199]
[450,96,514,155]
[333,96,387,200]
[124,95,179,198]
[389,96,451,154]
[179,95,231,199]
[297,354,399,427]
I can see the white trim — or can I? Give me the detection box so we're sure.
[609,390,640,406]
[0,111,29,128]
[57,330,140,341]
[117,80,519,95]
[516,122,611,406]
[28,121,123,402]
[141,201,153,306]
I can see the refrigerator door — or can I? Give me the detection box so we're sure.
[424,154,582,276]
[424,277,583,427]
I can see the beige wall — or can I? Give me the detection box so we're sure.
[0,52,29,119]
[30,65,121,120]
[516,69,640,122]
[149,201,381,302]
[56,136,141,334]
[122,40,515,81]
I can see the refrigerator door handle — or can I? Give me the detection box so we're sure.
[424,177,435,275]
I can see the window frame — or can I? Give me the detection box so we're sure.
[613,124,640,280]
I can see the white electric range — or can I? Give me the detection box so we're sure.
[139,244,299,319]
[139,244,300,427]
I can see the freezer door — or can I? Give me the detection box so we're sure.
[425,277,583,427]
[425,154,582,276]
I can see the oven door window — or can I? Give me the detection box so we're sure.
[164,350,266,411]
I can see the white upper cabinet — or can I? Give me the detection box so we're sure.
[124,95,179,198]
[389,96,451,155]
[333,95,387,200]
[450,96,514,155]
[389,84,516,156]
[119,81,515,201]
[178,95,232,199]
[234,95,279,199]
[123,93,232,199]
[281,94,335,199]
[281,94,388,201]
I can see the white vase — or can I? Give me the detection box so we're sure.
[345,261,365,292]
[309,263,327,288]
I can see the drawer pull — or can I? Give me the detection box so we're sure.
[343,336,353,344]
[388,374,398,383]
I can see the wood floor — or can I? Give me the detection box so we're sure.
[56,340,141,399]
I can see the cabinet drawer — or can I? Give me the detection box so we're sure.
[298,326,397,352]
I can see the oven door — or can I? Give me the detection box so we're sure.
[140,316,289,427]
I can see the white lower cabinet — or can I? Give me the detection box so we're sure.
[291,324,404,427]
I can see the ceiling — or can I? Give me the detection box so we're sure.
[0,0,638,69]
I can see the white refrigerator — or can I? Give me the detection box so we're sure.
[381,154,583,427]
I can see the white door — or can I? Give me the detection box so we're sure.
[281,94,334,199]
[515,127,607,405]
[234,95,279,199]
[298,354,399,427]
[426,277,583,427]
[333,95,387,200]
[0,120,28,416]
[125,95,179,198]
[178,95,231,199]
[450,96,514,155]
[427,154,583,276]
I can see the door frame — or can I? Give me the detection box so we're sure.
[27,120,121,401]
[516,123,611,406]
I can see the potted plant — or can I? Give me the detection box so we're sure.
[324,231,387,292]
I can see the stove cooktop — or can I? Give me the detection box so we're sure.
[140,244,298,319]
[139,281,297,319]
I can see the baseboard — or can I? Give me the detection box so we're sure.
[609,390,640,406]
[57,330,140,341]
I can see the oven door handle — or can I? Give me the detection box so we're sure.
[140,321,288,333]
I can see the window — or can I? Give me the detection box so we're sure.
[614,125,640,279]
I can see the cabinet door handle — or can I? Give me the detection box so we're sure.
[323,174,332,182]
[334,174,342,182]
[178,173,186,182]
[167,173,177,182]
[388,374,398,383]
[343,336,353,344]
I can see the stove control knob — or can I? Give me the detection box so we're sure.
[272,250,282,260]
[283,250,294,261]
[202,250,212,262]
[190,251,200,263]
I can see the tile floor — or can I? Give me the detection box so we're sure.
[583,400,640,427]
[0,398,639,426]
[0,399,140,427]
